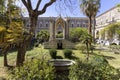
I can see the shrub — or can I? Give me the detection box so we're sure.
[69,56,120,80]
[8,58,55,80]
[63,49,73,59]
[90,45,95,53]
[34,42,39,47]
[56,33,63,38]
[37,30,50,43]
[75,44,86,53]
[69,28,87,42]
[49,49,57,59]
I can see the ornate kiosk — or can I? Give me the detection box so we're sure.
[44,16,74,49]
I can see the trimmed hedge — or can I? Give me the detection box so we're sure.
[49,49,57,59]
[63,49,73,59]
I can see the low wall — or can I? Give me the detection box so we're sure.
[43,39,75,49]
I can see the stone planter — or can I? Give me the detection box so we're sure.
[49,59,75,80]
[48,59,75,71]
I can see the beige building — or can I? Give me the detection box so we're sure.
[95,6,120,45]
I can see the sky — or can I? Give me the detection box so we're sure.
[18,0,120,17]
[39,0,120,17]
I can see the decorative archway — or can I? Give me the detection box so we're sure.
[49,17,69,41]
[55,17,65,39]
[44,17,74,49]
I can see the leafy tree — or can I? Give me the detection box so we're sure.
[56,33,63,38]
[116,29,120,39]
[80,31,92,61]
[0,21,24,66]
[0,1,24,66]
[100,28,106,40]
[37,30,50,43]
[69,28,87,42]
[16,0,76,66]
[80,0,100,35]
[100,22,120,40]
[13,0,57,66]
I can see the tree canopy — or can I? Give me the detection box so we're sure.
[80,0,100,34]
[100,22,120,40]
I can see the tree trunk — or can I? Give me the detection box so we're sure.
[93,17,96,44]
[88,17,92,34]
[4,52,8,66]
[29,13,38,33]
[3,46,9,67]
[86,43,89,61]
[16,14,38,66]
[16,41,27,66]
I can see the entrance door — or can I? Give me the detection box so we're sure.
[57,40,62,49]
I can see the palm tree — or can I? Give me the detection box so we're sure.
[92,0,101,44]
[80,32,92,61]
[80,0,101,35]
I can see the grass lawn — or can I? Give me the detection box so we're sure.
[0,45,120,79]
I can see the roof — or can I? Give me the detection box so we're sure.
[96,6,117,18]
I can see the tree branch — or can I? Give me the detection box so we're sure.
[27,0,32,10]
[35,0,42,11]
[38,0,56,15]
[21,0,31,12]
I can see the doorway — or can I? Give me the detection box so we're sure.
[57,40,62,49]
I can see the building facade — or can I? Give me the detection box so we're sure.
[95,6,120,45]
[24,17,88,36]
[24,6,120,45]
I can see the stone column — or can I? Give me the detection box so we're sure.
[53,22,55,39]
[63,27,65,39]
[65,19,70,40]
[49,19,55,41]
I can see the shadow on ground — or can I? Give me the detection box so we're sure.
[89,52,116,60]
[0,77,6,80]
[70,56,79,60]
[102,55,116,60]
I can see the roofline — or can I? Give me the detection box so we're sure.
[37,17,87,18]
[96,6,117,18]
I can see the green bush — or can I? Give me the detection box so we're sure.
[34,42,39,47]
[63,49,73,59]
[49,49,57,59]
[56,33,63,38]
[69,56,120,80]
[8,58,55,80]
[69,28,87,42]
[37,30,50,43]
[75,44,86,53]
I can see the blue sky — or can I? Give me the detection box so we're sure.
[18,0,120,17]
[39,0,120,17]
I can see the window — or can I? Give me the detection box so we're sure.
[112,17,115,22]
[39,22,42,27]
[72,24,73,27]
[40,24,42,27]
[46,24,48,27]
